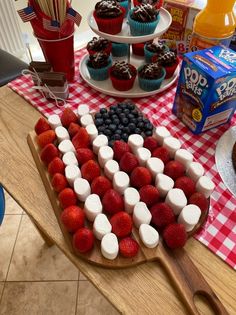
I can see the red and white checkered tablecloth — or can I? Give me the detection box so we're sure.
[8,48,236,269]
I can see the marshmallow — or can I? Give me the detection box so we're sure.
[80,114,94,127]
[136,147,151,166]
[128,134,144,153]
[62,151,78,166]
[147,157,164,179]
[124,187,140,214]
[101,233,119,260]
[84,194,103,221]
[187,162,204,182]
[58,139,76,154]
[113,171,130,195]
[153,126,170,145]
[93,213,112,240]
[86,124,98,141]
[77,104,89,117]
[139,224,159,248]
[133,202,152,228]
[196,176,215,198]
[155,173,174,198]
[98,146,114,168]
[74,178,91,202]
[178,205,201,232]
[175,149,193,168]
[104,159,119,180]
[93,135,108,154]
[48,114,61,129]
[55,126,70,143]
[163,137,181,158]
[65,164,81,186]
[165,188,187,215]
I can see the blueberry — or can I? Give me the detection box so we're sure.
[122,118,129,125]
[122,133,128,141]
[113,134,121,140]
[113,118,120,125]
[105,119,112,125]
[115,129,122,135]
[110,105,117,110]
[118,124,124,130]
[95,112,102,119]
[109,124,117,131]
[143,118,150,124]
[112,114,119,120]
[123,126,130,133]
[119,113,126,119]
[120,103,127,109]
[115,108,122,114]
[137,121,144,129]
[108,140,115,147]
[129,123,136,131]
[109,109,116,116]
[132,110,139,117]
[128,113,134,120]
[95,118,103,126]
[104,129,112,137]
[145,123,153,130]
[145,130,153,136]
[135,128,141,134]
[127,103,135,110]
[137,116,143,122]
[98,126,105,132]
[123,109,130,115]
[102,113,109,120]
[100,108,107,114]
[130,118,137,124]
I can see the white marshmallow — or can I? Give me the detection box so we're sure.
[101,233,119,260]
[128,134,144,153]
[163,137,181,158]
[86,124,98,141]
[98,146,114,168]
[187,162,205,182]
[165,188,187,215]
[65,164,81,186]
[175,149,193,168]
[93,135,108,154]
[80,114,94,127]
[55,126,70,142]
[133,202,152,228]
[178,204,201,232]
[74,178,91,202]
[155,173,174,198]
[113,171,130,195]
[196,176,215,198]
[153,126,170,145]
[77,104,89,117]
[104,159,119,180]
[62,151,78,166]
[136,147,151,166]
[147,157,164,179]
[139,224,159,248]
[93,214,112,240]
[84,194,103,221]
[58,139,76,154]
[124,187,140,214]
[48,114,61,129]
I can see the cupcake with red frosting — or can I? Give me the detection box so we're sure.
[152,51,179,79]
[87,37,112,56]
[133,0,163,9]
[109,61,137,91]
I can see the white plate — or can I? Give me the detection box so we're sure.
[87,8,172,44]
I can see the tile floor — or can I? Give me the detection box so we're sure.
[0,190,119,315]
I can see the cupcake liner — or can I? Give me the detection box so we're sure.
[119,0,129,17]
[128,9,160,36]
[133,0,163,9]
[132,43,145,56]
[109,64,137,91]
[87,42,112,56]
[144,44,169,63]
[164,57,180,79]
[112,42,129,57]
[87,57,112,81]
[93,7,125,35]
[138,66,166,91]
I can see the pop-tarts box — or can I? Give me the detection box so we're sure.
[172,45,236,134]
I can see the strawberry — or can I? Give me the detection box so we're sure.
[175,176,196,198]
[120,152,139,174]
[48,157,65,176]
[119,237,139,258]
[76,148,94,165]
[72,128,90,149]
[61,206,85,233]
[152,147,170,164]
[73,227,94,253]
[37,130,56,148]
[189,192,208,213]
[143,137,158,153]
[139,185,160,207]
[81,160,101,183]
[40,143,59,165]
[163,223,187,249]
[164,160,185,180]
[91,176,112,198]
[130,167,152,189]
[151,202,175,230]
[58,188,77,209]
[35,117,51,135]
[110,212,133,238]
[61,108,78,128]
[102,189,124,215]
[68,122,81,138]
[51,173,68,192]
[113,140,131,161]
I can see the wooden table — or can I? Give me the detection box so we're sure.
[0,85,235,315]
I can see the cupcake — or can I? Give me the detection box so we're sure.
[138,63,166,91]
[117,0,129,17]
[152,51,179,79]
[144,41,169,63]
[112,42,129,57]
[109,61,137,91]
[128,4,160,36]
[133,0,163,9]
[87,37,112,55]
[93,0,125,35]
[86,52,112,81]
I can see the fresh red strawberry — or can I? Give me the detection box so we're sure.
[110,212,132,238]
[102,189,124,215]
[81,160,101,182]
[189,192,208,213]
[40,143,59,165]
[72,128,90,149]
[119,237,139,258]
[61,206,85,233]
[61,108,78,128]
[68,122,81,138]
[91,176,112,198]
[151,202,175,230]
[139,185,160,207]
[152,147,170,164]
[48,157,65,176]
[51,173,68,192]
[130,167,152,189]
[35,117,51,135]
[73,227,94,253]
[120,152,139,174]
[163,223,187,249]
[164,160,185,180]
[76,148,94,165]
[143,137,158,153]
[113,140,131,161]
[58,188,77,209]
[37,130,56,148]
[175,176,196,198]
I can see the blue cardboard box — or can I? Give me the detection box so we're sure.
[172,45,236,134]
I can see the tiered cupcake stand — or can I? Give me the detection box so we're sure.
[79,2,178,98]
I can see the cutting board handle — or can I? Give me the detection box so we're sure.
[158,242,229,315]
